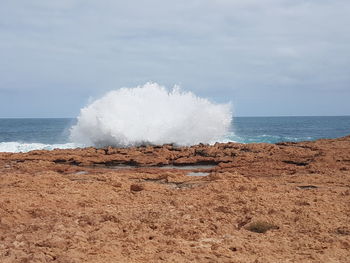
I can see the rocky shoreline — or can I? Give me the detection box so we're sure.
[1,136,350,262]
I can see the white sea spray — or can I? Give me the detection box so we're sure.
[0,142,79,153]
[70,83,232,147]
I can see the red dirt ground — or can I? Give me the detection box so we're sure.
[1,136,349,262]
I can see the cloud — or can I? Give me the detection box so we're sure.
[0,0,349,116]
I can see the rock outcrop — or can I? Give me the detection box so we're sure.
[0,136,349,262]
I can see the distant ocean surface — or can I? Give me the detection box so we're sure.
[0,116,349,152]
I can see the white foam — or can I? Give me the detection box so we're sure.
[0,142,80,153]
[70,83,232,147]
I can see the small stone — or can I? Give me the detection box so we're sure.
[130,184,144,192]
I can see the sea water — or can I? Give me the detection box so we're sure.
[0,118,78,152]
[1,83,349,152]
[230,116,350,144]
[0,116,349,153]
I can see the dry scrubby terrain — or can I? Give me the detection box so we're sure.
[0,136,350,262]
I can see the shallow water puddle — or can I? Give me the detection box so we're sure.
[74,171,89,175]
[93,164,216,170]
[86,164,214,177]
[186,172,210,176]
[160,165,216,170]
[297,185,318,189]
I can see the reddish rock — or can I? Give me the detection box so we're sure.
[0,136,350,262]
[130,184,144,192]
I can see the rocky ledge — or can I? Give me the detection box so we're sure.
[0,136,349,262]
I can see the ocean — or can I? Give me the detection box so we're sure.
[0,116,349,153]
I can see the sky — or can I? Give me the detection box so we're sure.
[0,0,349,117]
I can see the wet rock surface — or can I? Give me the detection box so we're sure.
[0,136,350,262]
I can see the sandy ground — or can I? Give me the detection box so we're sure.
[0,136,349,262]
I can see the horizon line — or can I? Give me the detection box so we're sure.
[0,115,349,119]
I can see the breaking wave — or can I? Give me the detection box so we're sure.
[0,142,80,153]
[70,83,232,147]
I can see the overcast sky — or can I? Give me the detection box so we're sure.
[0,0,349,117]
